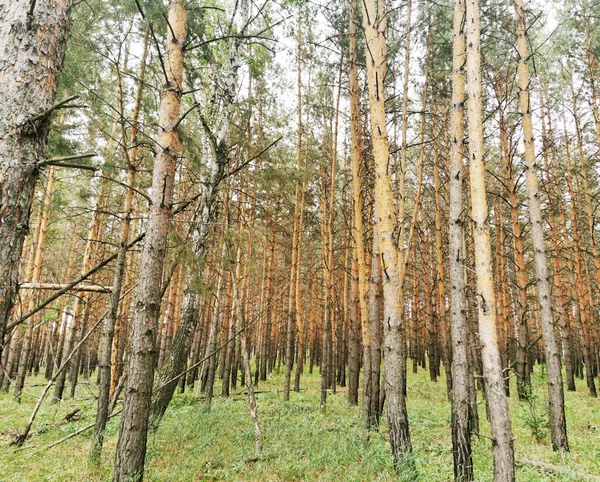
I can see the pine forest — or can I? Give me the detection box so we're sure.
[2,0,600,480]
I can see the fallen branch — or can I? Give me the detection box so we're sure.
[14,284,136,447]
[19,283,112,293]
[9,408,82,446]
[43,409,123,451]
[517,458,600,481]
[8,234,145,332]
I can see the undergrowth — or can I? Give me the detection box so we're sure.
[0,368,598,481]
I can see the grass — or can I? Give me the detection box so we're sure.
[1,367,599,481]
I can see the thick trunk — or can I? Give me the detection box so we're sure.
[0,0,73,358]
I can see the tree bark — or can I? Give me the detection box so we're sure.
[449,3,473,478]
[90,33,148,462]
[513,0,568,451]
[112,2,186,480]
[465,0,515,479]
[361,0,412,468]
[0,0,73,359]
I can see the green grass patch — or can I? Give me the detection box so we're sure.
[1,368,598,481]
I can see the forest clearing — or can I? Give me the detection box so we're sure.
[1,0,600,480]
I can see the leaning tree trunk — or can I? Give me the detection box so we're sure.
[449,1,473,479]
[149,0,248,427]
[112,2,186,481]
[465,0,515,480]
[513,0,568,452]
[0,0,73,359]
[361,0,412,469]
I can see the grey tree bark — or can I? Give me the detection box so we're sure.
[0,0,73,359]
[449,1,473,479]
[112,2,187,480]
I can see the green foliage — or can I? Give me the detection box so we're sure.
[520,377,551,444]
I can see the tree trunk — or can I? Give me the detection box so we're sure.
[361,0,412,468]
[449,2,473,479]
[348,0,370,414]
[90,33,148,462]
[465,0,515,479]
[112,2,186,480]
[513,0,568,451]
[0,0,73,359]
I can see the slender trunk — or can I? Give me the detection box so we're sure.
[513,2,568,449]
[433,110,452,399]
[113,2,186,479]
[284,36,304,402]
[91,34,148,462]
[348,0,371,416]
[361,0,412,467]
[466,0,515,479]
[232,272,263,458]
[449,2,473,474]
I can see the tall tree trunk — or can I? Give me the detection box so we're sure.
[465,0,515,479]
[361,0,412,468]
[449,1,473,470]
[112,2,186,480]
[513,0,568,450]
[0,0,73,359]
[90,33,148,462]
[284,35,304,401]
[348,0,370,414]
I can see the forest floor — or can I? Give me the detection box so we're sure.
[0,368,599,481]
